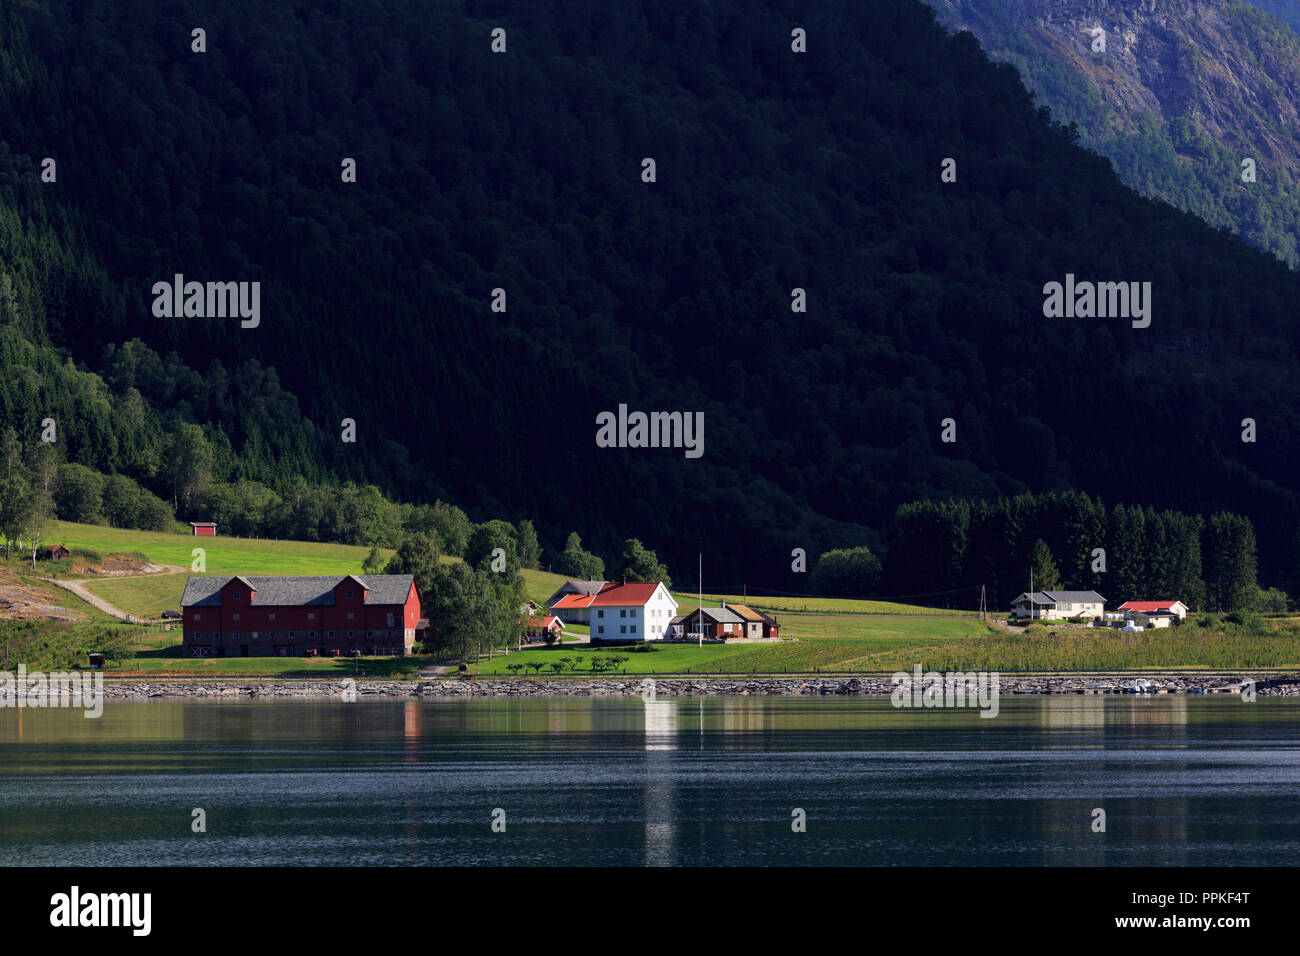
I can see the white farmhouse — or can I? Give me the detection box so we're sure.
[555,580,678,642]
[1010,590,1106,621]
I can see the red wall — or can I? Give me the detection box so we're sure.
[183,579,422,651]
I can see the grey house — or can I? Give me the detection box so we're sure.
[1010,590,1106,621]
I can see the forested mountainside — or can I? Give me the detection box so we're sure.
[1246,0,1300,31]
[924,0,1300,266]
[2,0,1300,588]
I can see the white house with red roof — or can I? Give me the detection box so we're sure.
[523,615,564,643]
[551,580,678,642]
[1118,600,1188,628]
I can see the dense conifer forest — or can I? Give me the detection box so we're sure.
[1,0,1298,602]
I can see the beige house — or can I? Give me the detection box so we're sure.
[1010,590,1106,621]
[1118,601,1188,628]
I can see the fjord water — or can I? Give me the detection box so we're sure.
[2,697,1298,866]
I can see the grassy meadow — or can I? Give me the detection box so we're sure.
[11,522,1300,675]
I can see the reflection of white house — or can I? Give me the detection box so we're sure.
[553,581,678,642]
[1119,600,1188,628]
[1010,590,1106,620]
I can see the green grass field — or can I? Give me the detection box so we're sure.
[21,522,1297,675]
[676,592,975,616]
[46,521,577,620]
[48,520,381,576]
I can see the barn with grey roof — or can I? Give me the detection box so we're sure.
[181,574,423,658]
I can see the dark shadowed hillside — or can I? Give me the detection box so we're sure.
[2,0,1300,587]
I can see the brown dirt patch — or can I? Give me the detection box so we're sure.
[0,568,84,622]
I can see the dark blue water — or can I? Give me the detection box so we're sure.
[2,696,1298,865]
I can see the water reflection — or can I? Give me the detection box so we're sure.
[643,698,680,866]
[1,697,1297,866]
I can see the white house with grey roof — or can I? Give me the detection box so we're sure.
[1010,590,1106,621]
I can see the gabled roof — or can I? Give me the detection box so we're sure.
[181,575,415,608]
[1042,590,1107,603]
[189,521,216,527]
[588,581,674,608]
[526,615,562,629]
[728,603,777,624]
[546,580,606,608]
[1012,592,1055,605]
[552,592,597,610]
[681,606,744,624]
[1119,600,1182,612]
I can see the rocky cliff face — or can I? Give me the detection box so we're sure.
[933,0,1300,171]
[926,0,1300,265]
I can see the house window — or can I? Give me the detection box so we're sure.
[328,631,336,639]
[269,613,276,621]
[620,625,627,634]
[233,613,240,621]
[347,612,354,620]
[620,609,626,618]
[232,592,240,600]
[194,613,202,621]
[308,612,316,621]
[347,591,354,599]
[631,624,637,634]
[598,626,604,634]
[597,610,604,618]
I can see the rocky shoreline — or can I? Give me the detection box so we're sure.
[95,673,1300,700]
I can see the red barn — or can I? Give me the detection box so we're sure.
[190,522,217,536]
[180,574,422,658]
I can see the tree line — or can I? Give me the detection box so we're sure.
[879,492,1262,613]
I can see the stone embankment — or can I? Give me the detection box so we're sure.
[98,674,1300,700]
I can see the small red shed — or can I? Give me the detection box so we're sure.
[190,522,217,537]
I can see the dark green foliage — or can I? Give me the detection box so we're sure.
[0,0,1298,590]
[808,546,883,597]
[517,520,541,570]
[1028,539,1060,591]
[619,538,671,587]
[556,532,605,580]
[53,463,104,525]
[885,492,1256,612]
[383,531,443,598]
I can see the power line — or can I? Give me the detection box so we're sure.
[685,582,985,604]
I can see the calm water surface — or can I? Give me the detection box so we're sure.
[2,696,1298,865]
